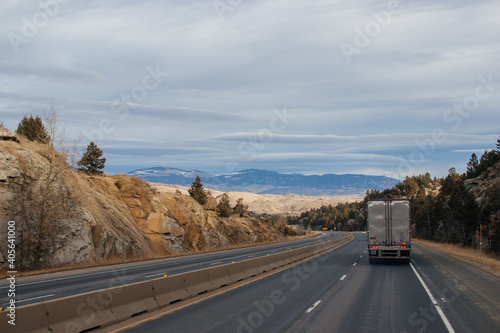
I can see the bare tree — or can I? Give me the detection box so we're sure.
[17,109,79,270]
[44,107,81,167]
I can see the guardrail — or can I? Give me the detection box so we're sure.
[1,234,353,333]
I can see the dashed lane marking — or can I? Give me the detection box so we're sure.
[306,300,321,314]
[410,263,455,333]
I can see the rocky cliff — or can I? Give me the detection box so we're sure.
[0,133,283,271]
[465,161,500,208]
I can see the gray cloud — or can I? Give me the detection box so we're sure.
[0,62,106,83]
[1,0,499,177]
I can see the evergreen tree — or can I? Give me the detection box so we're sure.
[217,193,232,217]
[77,142,106,175]
[188,176,207,205]
[466,153,479,178]
[16,115,50,143]
[233,197,249,217]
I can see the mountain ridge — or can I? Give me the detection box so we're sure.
[127,167,396,196]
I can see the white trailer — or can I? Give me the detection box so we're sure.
[367,199,411,264]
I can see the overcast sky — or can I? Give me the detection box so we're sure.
[1,0,499,177]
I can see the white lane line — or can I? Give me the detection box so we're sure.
[340,275,347,281]
[246,255,255,258]
[209,261,223,266]
[353,262,357,266]
[17,294,55,304]
[410,263,455,333]
[145,273,167,278]
[306,300,321,314]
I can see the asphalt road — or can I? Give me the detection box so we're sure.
[0,232,342,309]
[105,233,500,333]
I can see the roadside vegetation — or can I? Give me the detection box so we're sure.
[288,136,500,256]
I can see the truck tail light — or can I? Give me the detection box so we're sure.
[370,245,379,249]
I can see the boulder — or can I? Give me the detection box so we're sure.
[203,195,217,211]
[0,127,20,143]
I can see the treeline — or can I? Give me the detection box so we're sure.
[287,201,365,231]
[287,136,500,254]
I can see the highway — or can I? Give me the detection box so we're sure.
[0,232,342,309]
[101,233,500,333]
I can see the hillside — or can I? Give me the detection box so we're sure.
[151,183,360,216]
[0,132,283,272]
[128,167,396,196]
[285,138,500,255]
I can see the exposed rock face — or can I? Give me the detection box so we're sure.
[465,162,500,207]
[0,127,19,143]
[0,139,283,271]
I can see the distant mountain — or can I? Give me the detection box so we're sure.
[127,167,397,196]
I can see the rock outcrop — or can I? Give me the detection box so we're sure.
[0,127,19,143]
[0,138,283,271]
[465,162,500,207]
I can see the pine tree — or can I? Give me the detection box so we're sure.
[466,153,479,178]
[16,115,50,143]
[188,176,207,205]
[233,197,249,217]
[77,142,106,175]
[217,193,232,217]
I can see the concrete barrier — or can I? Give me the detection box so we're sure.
[226,261,247,283]
[9,234,353,333]
[242,256,268,277]
[207,265,232,289]
[183,269,215,297]
[269,252,290,268]
[153,274,189,307]
[45,290,116,333]
[108,280,159,321]
[290,247,311,262]
[0,302,50,333]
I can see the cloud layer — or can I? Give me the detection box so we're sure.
[1,0,499,177]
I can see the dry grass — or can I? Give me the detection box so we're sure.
[414,238,500,275]
[0,232,320,279]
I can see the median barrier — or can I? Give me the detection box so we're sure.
[271,252,292,268]
[45,290,116,333]
[108,280,158,321]
[264,253,279,270]
[242,256,269,277]
[226,261,247,283]
[153,274,189,307]
[183,269,215,297]
[290,247,311,262]
[12,235,353,332]
[0,302,50,333]
[314,243,326,255]
[207,264,232,289]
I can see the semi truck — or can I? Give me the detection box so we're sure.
[367,199,411,264]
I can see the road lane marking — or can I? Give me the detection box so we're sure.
[107,236,356,332]
[353,262,357,266]
[340,275,347,281]
[209,261,223,266]
[17,294,55,304]
[145,273,167,278]
[306,300,321,313]
[410,263,455,333]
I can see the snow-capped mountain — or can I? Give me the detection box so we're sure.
[127,167,396,196]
